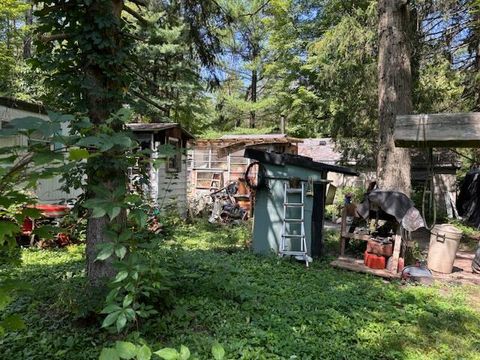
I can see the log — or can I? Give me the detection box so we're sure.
[394,113,480,148]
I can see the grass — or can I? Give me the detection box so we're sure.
[1,220,480,359]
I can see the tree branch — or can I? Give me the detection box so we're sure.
[238,0,271,17]
[129,89,168,112]
[38,33,71,43]
[123,4,148,25]
[129,0,148,7]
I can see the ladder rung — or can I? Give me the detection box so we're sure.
[284,203,304,207]
[284,219,303,223]
[286,189,302,194]
[280,250,308,256]
[282,234,304,238]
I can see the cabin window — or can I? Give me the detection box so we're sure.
[166,137,181,172]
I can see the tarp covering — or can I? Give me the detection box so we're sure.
[455,170,480,273]
[473,245,480,274]
[457,169,480,228]
[356,190,425,232]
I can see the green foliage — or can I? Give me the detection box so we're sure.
[99,342,152,360]
[98,342,224,360]
[127,7,216,134]
[210,0,271,129]
[299,2,378,162]
[0,0,38,99]
[325,185,366,221]
[1,223,479,359]
[0,111,76,337]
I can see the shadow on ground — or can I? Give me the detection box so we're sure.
[1,225,479,360]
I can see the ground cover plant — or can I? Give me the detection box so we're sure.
[1,220,479,359]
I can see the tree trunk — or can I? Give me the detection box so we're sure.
[377,0,413,195]
[249,68,257,128]
[23,4,33,59]
[473,9,480,110]
[84,0,127,286]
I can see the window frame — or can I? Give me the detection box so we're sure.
[166,137,181,173]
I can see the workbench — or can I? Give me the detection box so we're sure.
[332,207,403,278]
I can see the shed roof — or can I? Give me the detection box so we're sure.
[126,123,194,139]
[196,133,301,145]
[0,96,47,115]
[297,138,341,164]
[244,149,359,176]
[219,134,301,141]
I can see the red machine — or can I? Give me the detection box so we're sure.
[21,204,70,246]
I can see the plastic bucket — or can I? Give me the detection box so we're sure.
[427,224,462,274]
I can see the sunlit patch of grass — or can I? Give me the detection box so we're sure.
[1,220,479,359]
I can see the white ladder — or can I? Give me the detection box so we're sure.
[280,182,310,266]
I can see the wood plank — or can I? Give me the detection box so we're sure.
[331,257,401,279]
[340,208,347,256]
[394,113,480,148]
[390,234,401,273]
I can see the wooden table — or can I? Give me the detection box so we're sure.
[336,208,402,276]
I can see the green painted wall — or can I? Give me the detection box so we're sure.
[252,163,325,256]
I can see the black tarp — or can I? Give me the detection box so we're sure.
[457,169,480,228]
[473,245,480,274]
[356,190,425,232]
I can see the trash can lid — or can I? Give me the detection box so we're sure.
[431,223,462,235]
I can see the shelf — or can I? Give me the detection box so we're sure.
[341,232,372,241]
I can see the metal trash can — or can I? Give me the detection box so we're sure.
[427,224,462,274]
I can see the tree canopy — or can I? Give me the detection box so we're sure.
[1,0,478,159]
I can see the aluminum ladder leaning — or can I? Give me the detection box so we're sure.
[280,182,310,266]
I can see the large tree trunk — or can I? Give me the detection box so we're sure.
[472,9,480,110]
[249,68,257,128]
[84,0,127,286]
[377,0,413,195]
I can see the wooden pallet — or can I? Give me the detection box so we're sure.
[331,256,401,280]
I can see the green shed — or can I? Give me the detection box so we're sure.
[245,149,358,262]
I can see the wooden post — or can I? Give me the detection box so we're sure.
[227,154,231,183]
[311,181,326,257]
[391,234,402,273]
[340,208,347,256]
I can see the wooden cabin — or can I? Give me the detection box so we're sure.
[126,123,194,216]
[0,97,82,204]
[0,98,194,215]
[188,134,301,204]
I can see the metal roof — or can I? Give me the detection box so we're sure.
[297,138,341,164]
[219,134,301,142]
[126,123,195,139]
[244,148,359,176]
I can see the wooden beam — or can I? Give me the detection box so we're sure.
[331,257,401,280]
[390,234,402,273]
[394,113,480,148]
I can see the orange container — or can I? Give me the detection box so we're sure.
[366,241,393,257]
[364,251,386,269]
